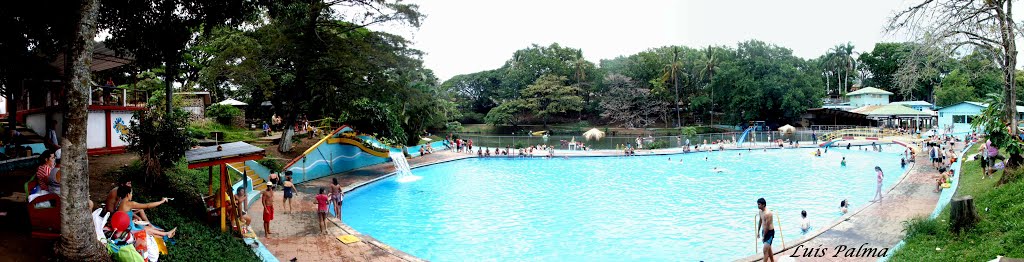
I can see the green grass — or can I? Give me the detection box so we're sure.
[188,121,260,142]
[891,142,1024,260]
[118,161,258,262]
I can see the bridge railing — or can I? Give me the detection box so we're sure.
[454,130,826,150]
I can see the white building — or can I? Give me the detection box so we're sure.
[845,87,893,108]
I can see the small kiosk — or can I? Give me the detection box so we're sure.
[184,142,264,232]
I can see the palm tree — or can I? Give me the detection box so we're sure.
[701,46,719,125]
[660,47,684,127]
[572,49,588,120]
[840,43,856,95]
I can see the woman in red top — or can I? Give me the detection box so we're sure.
[315,188,329,234]
[35,151,56,192]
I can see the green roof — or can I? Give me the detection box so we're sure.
[852,104,932,116]
[845,87,893,96]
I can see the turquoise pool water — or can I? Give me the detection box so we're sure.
[344,146,906,261]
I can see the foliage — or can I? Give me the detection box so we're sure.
[257,158,283,173]
[715,40,823,123]
[679,126,698,137]
[187,121,258,142]
[858,43,913,91]
[206,104,242,124]
[121,162,256,262]
[935,69,979,107]
[519,74,584,125]
[98,0,259,114]
[972,94,1024,170]
[600,74,665,128]
[893,37,954,101]
[646,140,669,149]
[485,101,528,126]
[445,121,464,132]
[123,108,197,183]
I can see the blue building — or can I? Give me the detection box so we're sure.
[937,101,1024,134]
[846,87,892,108]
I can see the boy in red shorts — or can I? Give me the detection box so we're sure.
[262,183,275,236]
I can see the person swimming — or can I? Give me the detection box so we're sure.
[841,157,846,166]
[800,210,810,233]
[815,149,822,157]
[840,199,849,214]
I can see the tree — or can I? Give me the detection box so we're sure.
[520,74,583,126]
[98,0,258,116]
[54,0,108,260]
[972,93,1024,182]
[0,2,77,129]
[700,46,720,124]
[935,69,978,106]
[891,0,1020,141]
[717,40,823,123]
[663,47,683,127]
[599,74,665,128]
[484,101,528,126]
[262,0,423,152]
[858,42,913,90]
[893,37,952,101]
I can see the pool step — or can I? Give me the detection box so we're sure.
[228,162,267,191]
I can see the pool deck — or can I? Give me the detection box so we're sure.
[247,151,472,262]
[738,138,957,262]
[249,137,948,261]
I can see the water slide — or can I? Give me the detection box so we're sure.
[736,126,756,146]
[820,138,842,148]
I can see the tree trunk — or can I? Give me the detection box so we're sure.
[55,0,108,260]
[164,53,178,115]
[278,0,320,153]
[949,196,979,233]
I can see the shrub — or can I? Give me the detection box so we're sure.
[647,140,669,149]
[445,121,464,132]
[902,217,943,239]
[205,104,242,125]
[257,159,282,173]
[124,109,196,184]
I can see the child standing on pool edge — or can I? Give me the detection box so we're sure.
[315,188,329,234]
[873,166,884,203]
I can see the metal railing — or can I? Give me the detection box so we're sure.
[453,130,832,151]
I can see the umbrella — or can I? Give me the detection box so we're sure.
[777,124,796,135]
[583,128,605,141]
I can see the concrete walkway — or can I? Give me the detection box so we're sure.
[248,151,471,262]
[738,139,960,261]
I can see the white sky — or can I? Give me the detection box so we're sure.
[376,0,923,81]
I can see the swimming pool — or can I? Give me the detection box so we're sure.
[344,146,906,261]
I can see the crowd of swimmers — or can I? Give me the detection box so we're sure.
[476,144,558,158]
